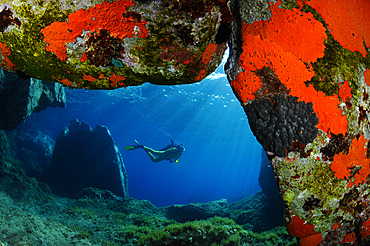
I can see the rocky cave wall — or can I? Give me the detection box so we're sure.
[0,0,370,245]
[225,1,370,245]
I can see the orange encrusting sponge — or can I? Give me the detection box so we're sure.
[306,0,370,58]
[0,42,16,71]
[330,135,370,188]
[41,0,148,62]
[231,1,348,134]
[195,43,218,81]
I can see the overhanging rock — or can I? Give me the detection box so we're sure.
[0,69,66,130]
[0,0,230,89]
[226,0,370,245]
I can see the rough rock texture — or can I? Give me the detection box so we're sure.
[11,129,54,177]
[0,0,229,89]
[226,0,370,245]
[244,95,319,157]
[165,199,230,223]
[41,119,129,198]
[0,130,10,156]
[230,191,281,233]
[1,124,55,178]
[0,69,66,130]
[0,130,52,203]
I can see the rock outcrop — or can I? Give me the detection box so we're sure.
[11,129,55,177]
[165,199,230,223]
[41,119,129,198]
[0,69,66,130]
[230,191,277,233]
[0,0,229,89]
[226,0,370,245]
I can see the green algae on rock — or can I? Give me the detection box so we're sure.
[0,0,229,89]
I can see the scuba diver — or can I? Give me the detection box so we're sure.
[125,139,185,163]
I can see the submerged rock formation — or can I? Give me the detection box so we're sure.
[0,168,298,246]
[230,191,281,233]
[11,129,55,177]
[165,199,230,223]
[226,0,370,245]
[0,0,229,89]
[0,69,66,130]
[42,119,129,198]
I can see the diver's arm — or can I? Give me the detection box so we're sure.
[172,152,182,161]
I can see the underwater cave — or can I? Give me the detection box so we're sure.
[1,0,370,245]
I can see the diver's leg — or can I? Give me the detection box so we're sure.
[125,140,144,150]
[143,151,156,162]
[142,147,159,155]
[143,151,165,162]
[142,147,165,162]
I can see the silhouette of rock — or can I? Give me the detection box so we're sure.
[0,69,65,130]
[42,119,128,198]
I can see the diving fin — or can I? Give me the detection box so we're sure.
[125,146,135,151]
[125,139,143,151]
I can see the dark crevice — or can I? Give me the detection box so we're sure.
[0,7,21,32]
[224,0,243,82]
[215,22,232,44]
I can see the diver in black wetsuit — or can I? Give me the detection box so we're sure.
[125,139,185,163]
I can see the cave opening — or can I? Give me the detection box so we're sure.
[17,51,265,207]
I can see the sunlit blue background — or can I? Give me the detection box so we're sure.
[23,52,263,207]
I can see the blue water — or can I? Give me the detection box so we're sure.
[22,58,263,207]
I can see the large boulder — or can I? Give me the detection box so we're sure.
[0,0,230,89]
[42,119,128,198]
[226,0,370,245]
[0,69,66,130]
